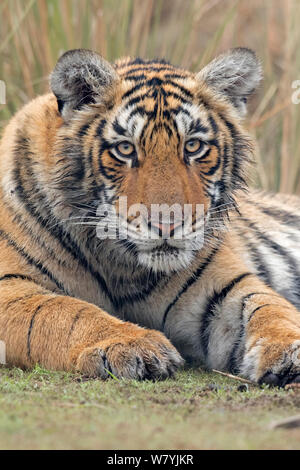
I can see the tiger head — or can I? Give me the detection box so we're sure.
[50,48,262,273]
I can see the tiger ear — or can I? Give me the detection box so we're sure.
[50,49,118,120]
[196,48,262,116]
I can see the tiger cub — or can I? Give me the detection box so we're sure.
[0,47,300,386]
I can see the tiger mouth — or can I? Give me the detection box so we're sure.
[138,242,180,256]
[137,241,196,273]
[150,243,179,255]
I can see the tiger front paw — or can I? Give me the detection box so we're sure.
[241,338,300,387]
[72,326,184,380]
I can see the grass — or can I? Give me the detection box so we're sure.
[1,365,300,450]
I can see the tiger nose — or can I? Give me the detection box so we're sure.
[148,219,183,237]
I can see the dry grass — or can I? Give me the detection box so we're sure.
[1,0,300,193]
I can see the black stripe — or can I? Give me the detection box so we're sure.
[227,319,244,374]
[112,272,167,309]
[164,73,190,80]
[112,119,127,136]
[119,58,171,67]
[164,91,189,104]
[189,118,209,135]
[67,307,87,342]
[241,218,300,301]
[171,106,192,118]
[200,273,252,359]
[99,151,122,181]
[235,228,273,286]
[247,242,272,286]
[227,293,280,373]
[57,138,85,181]
[163,121,173,138]
[172,117,181,147]
[208,114,219,134]
[124,74,147,81]
[78,122,91,137]
[191,148,211,165]
[163,80,193,98]
[0,230,66,293]
[223,119,240,181]
[218,114,252,191]
[227,301,272,373]
[87,148,100,199]
[201,153,221,176]
[5,202,71,272]
[124,95,143,109]
[249,200,300,228]
[13,134,114,305]
[121,72,193,101]
[220,141,230,193]
[248,304,272,323]
[122,65,174,74]
[122,82,146,100]
[6,293,44,310]
[97,119,107,137]
[127,106,147,122]
[139,119,153,147]
[162,246,220,330]
[241,291,279,305]
[0,273,36,283]
[27,297,56,361]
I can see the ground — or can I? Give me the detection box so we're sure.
[0,365,300,450]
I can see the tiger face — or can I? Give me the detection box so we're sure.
[51,48,261,273]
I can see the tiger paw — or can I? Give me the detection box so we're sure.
[73,328,184,380]
[241,338,300,387]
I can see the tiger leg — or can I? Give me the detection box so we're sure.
[201,272,300,385]
[239,290,300,385]
[0,276,183,379]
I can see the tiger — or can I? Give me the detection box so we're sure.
[1,47,300,387]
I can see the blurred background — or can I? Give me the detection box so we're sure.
[1,0,300,194]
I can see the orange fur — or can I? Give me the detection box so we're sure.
[0,49,299,384]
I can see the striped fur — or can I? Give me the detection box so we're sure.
[0,48,300,385]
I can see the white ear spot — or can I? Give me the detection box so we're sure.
[196,48,262,116]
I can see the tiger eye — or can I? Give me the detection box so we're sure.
[117,141,135,156]
[185,139,202,154]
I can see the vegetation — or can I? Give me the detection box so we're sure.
[1,365,300,450]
